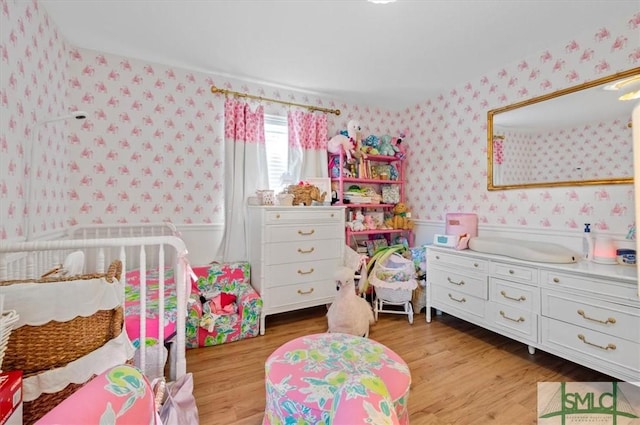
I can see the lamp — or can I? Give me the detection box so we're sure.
[25,111,87,240]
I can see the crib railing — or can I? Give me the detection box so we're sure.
[0,236,189,381]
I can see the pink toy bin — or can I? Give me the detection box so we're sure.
[445,213,478,238]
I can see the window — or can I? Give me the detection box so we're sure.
[264,114,291,192]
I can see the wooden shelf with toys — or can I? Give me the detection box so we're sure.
[327,121,414,255]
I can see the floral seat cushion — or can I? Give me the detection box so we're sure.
[263,333,410,424]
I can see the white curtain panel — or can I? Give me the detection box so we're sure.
[287,110,329,181]
[218,98,267,262]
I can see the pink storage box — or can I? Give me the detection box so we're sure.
[445,213,478,238]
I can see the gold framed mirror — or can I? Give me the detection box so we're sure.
[487,67,639,190]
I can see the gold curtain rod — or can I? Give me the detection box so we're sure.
[210,85,341,116]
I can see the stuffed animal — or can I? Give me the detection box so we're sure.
[384,202,414,230]
[363,214,376,230]
[391,136,405,159]
[347,211,366,232]
[327,120,361,162]
[378,135,399,157]
[326,266,375,337]
[361,134,380,155]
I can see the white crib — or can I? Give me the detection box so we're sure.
[0,222,190,382]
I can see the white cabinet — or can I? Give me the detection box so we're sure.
[427,246,640,382]
[247,206,345,335]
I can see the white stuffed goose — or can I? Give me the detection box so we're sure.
[326,266,375,338]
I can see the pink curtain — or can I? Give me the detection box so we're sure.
[493,136,504,165]
[287,111,329,181]
[218,98,267,261]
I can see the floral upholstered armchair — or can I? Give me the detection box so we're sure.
[186,262,262,348]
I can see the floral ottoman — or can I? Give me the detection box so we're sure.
[263,333,411,424]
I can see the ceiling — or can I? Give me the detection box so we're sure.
[40,0,639,110]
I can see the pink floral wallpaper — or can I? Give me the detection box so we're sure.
[1,0,70,240]
[403,12,639,231]
[499,115,632,185]
[530,116,632,182]
[1,0,639,241]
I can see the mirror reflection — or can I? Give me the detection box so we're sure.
[487,67,639,190]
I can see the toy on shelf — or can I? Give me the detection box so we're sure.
[378,135,400,157]
[327,120,362,162]
[347,211,366,232]
[361,134,380,155]
[363,214,376,230]
[385,203,414,230]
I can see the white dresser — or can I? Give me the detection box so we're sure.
[426,245,639,383]
[247,206,345,334]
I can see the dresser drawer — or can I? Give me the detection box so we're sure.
[486,301,537,343]
[541,290,640,342]
[541,317,640,374]
[428,250,488,273]
[431,284,485,320]
[265,239,342,265]
[490,262,538,285]
[541,270,638,302]
[264,208,343,224]
[264,280,336,309]
[265,258,340,288]
[265,223,343,243]
[429,268,487,299]
[489,278,538,311]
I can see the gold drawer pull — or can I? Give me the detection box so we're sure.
[448,293,466,303]
[552,277,560,283]
[500,290,526,302]
[297,288,314,295]
[330,213,335,217]
[447,277,465,286]
[508,269,515,274]
[578,334,616,351]
[298,229,315,236]
[276,214,280,219]
[577,309,616,325]
[473,263,479,268]
[499,310,525,323]
[297,268,314,275]
[297,247,315,254]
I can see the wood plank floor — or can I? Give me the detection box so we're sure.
[186,306,614,425]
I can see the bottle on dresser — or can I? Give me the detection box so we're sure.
[582,223,594,261]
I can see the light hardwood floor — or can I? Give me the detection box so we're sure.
[186,306,614,425]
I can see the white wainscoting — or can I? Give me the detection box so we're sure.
[174,223,224,266]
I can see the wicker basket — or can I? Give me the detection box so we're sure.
[0,310,19,373]
[0,260,124,425]
[0,260,123,376]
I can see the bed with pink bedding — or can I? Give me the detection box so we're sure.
[125,267,179,350]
